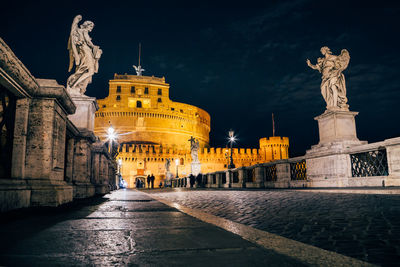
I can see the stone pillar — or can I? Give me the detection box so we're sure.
[72,137,96,198]
[64,137,75,184]
[225,171,231,188]
[206,174,212,188]
[238,168,246,188]
[254,166,265,188]
[68,95,102,197]
[24,79,76,207]
[306,110,366,187]
[11,98,30,179]
[386,137,400,186]
[275,162,291,188]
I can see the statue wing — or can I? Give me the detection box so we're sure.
[336,49,350,72]
[133,65,138,71]
[68,15,82,72]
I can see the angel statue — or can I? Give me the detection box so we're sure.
[133,65,145,76]
[306,47,350,110]
[165,158,171,175]
[67,15,102,95]
[189,136,200,163]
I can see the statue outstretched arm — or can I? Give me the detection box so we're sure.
[306,59,321,71]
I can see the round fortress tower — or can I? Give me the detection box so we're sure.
[95,74,210,149]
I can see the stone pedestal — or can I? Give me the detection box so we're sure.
[191,162,201,176]
[306,109,366,187]
[68,95,99,198]
[68,95,98,132]
[313,110,364,148]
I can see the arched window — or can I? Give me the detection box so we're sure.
[136,101,142,108]
[180,158,184,165]
[157,98,162,103]
[116,95,121,101]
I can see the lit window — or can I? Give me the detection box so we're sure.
[116,86,121,93]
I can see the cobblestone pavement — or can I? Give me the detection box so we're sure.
[0,190,304,266]
[148,189,400,266]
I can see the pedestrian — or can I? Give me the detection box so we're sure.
[159,181,163,188]
[150,174,155,189]
[189,174,195,188]
[196,173,202,187]
[147,175,150,189]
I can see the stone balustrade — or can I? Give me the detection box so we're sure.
[0,38,117,212]
[170,137,400,189]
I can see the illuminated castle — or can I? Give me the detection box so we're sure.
[94,73,289,188]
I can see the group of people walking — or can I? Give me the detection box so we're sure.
[146,174,155,189]
[135,174,156,189]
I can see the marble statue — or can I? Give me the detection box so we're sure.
[133,65,145,76]
[307,47,350,110]
[165,158,171,174]
[67,15,102,95]
[189,136,200,163]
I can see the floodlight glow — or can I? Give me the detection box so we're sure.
[107,126,117,141]
[175,158,179,165]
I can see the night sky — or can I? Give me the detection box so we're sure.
[1,1,399,156]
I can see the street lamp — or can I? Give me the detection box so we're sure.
[228,129,236,169]
[175,158,179,178]
[107,126,117,154]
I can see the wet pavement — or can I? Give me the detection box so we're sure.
[0,189,305,266]
[147,188,400,267]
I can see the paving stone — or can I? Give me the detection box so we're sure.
[148,188,400,266]
[0,190,304,266]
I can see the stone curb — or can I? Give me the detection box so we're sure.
[292,189,400,195]
[146,193,376,267]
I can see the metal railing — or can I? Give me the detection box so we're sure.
[290,159,307,180]
[350,149,389,177]
[264,165,277,181]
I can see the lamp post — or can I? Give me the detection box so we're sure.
[175,158,179,178]
[117,158,122,174]
[107,126,117,154]
[228,130,236,169]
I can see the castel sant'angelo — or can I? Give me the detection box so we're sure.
[94,66,289,188]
